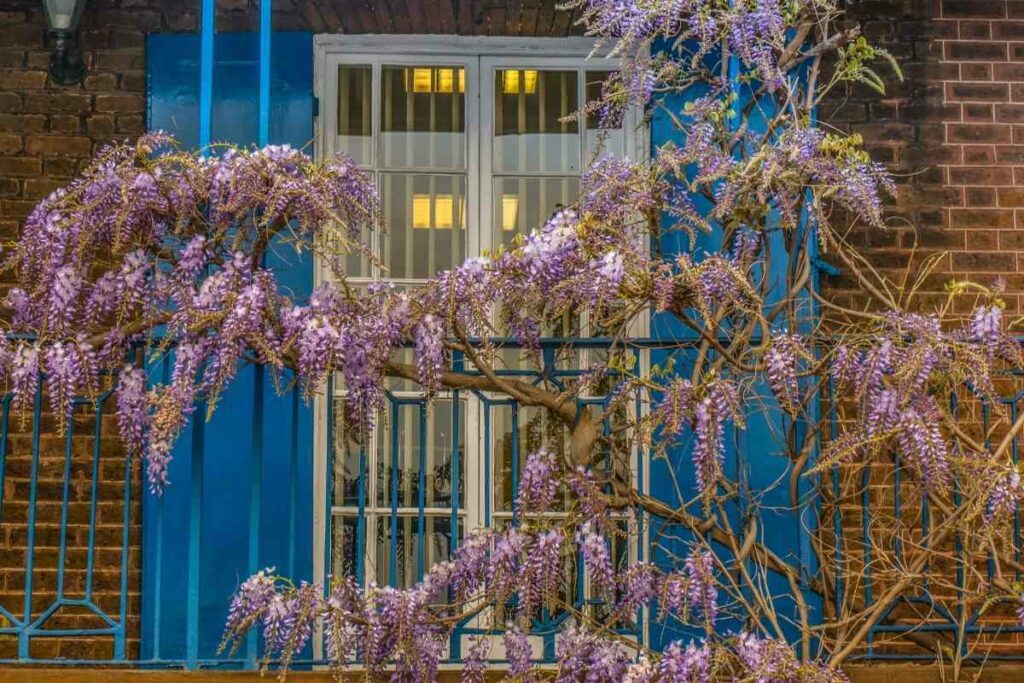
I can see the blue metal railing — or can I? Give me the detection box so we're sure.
[0,335,1020,666]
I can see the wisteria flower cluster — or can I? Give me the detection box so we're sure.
[220,451,853,682]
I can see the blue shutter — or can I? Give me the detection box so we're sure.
[647,40,820,649]
[142,31,315,666]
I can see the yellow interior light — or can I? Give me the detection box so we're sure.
[503,70,520,94]
[458,68,465,93]
[412,68,433,93]
[437,68,454,93]
[501,194,519,232]
[503,70,538,94]
[523,70,537,94]
[412,194,431,228]
[434,195,454,229]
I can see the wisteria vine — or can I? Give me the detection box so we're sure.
[5,0,1024,679]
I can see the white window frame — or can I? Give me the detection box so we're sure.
[312,35,651,657]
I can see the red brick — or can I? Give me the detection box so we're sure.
[965,103,994,121]
[993,21,1024,40]
[0,156,40,176]
[997,188,1024,206]
[993,62,1024,80]
[947,82,1008,101]
[950,209,1016,229]
[949,166,1015,184]
[952,252,1017,271]
[960,62,992,80]
[93,94,144,114]
[0,69,46,90]
[23,93,91,114]
[947,123,1012,143]
[0,133,21,154]
[943,1,1007,18]
[25,136,92,157]
[963,145,995,163]
[946,40,1009,61]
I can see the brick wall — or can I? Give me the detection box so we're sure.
[0,0,1021,665]
[825,0,1024,316]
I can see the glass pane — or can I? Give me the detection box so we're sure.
[381,66,466,170]
[492,404,570,513]
[375,516,461,588]
[382,173,467,279]
[494,69,580,173]
[332,515,360,579]
[376,399,466,508]
[341,221,372,279]
[332,397,367,507]
[491,176,579,248]
[336,65,372,165]
[585,70,624,160]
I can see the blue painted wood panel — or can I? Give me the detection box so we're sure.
[647,41,820,650]
[142,31,314,666]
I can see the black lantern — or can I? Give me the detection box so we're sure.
[42,0,87,86]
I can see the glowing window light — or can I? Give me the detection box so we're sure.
[411,68,433,93]
[434,195,454,229]
[412,194,431,228]
[437,68,454,93]
[501,194,519,231]
[502,70,538,94]
[412,194,460,229]
[523,69,537,94]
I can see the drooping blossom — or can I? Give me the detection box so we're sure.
[516,447,561,514]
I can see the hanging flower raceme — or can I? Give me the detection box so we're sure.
[764,332,811,414]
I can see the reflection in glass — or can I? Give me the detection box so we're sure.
[375,399,466,509]
[585,70,624,160]
[492,405,570,513]
[491,177,579,247]
[494,69,579,173]
[382,173,466,279]
[332,398,366,508]
[336,65,372,165]
[381,66,466,170]
[375,516,461,588]
[332,515,360,579]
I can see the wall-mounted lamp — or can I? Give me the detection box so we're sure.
[43,0,87,86]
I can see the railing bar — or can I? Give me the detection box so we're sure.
[84,398,105,601]
[152,353,171,661]
[246,364,264,668]
[511,402,519,524]
[288,380,299,579]
[356,440,366,587]
[198,0,215,152]
[116,417,131,661]
[0,398,11,526]
[450,393,460,557]
[56,415,75,599]
[186,397,207,668]
[258,0,272,147]
[484,401,491,527]
[389,401,400,586]
[416,402,426,581]
[323,376,335,587]
[19,386,43,658]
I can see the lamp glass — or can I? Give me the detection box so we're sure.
[44,0,84,31]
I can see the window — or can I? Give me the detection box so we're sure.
[313,38,646,642]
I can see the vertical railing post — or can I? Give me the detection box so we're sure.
[245,364,264,668]
[258,0,272,147]
[186,400,206,668]
[198,0,215,152]
[19,387,43,659]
